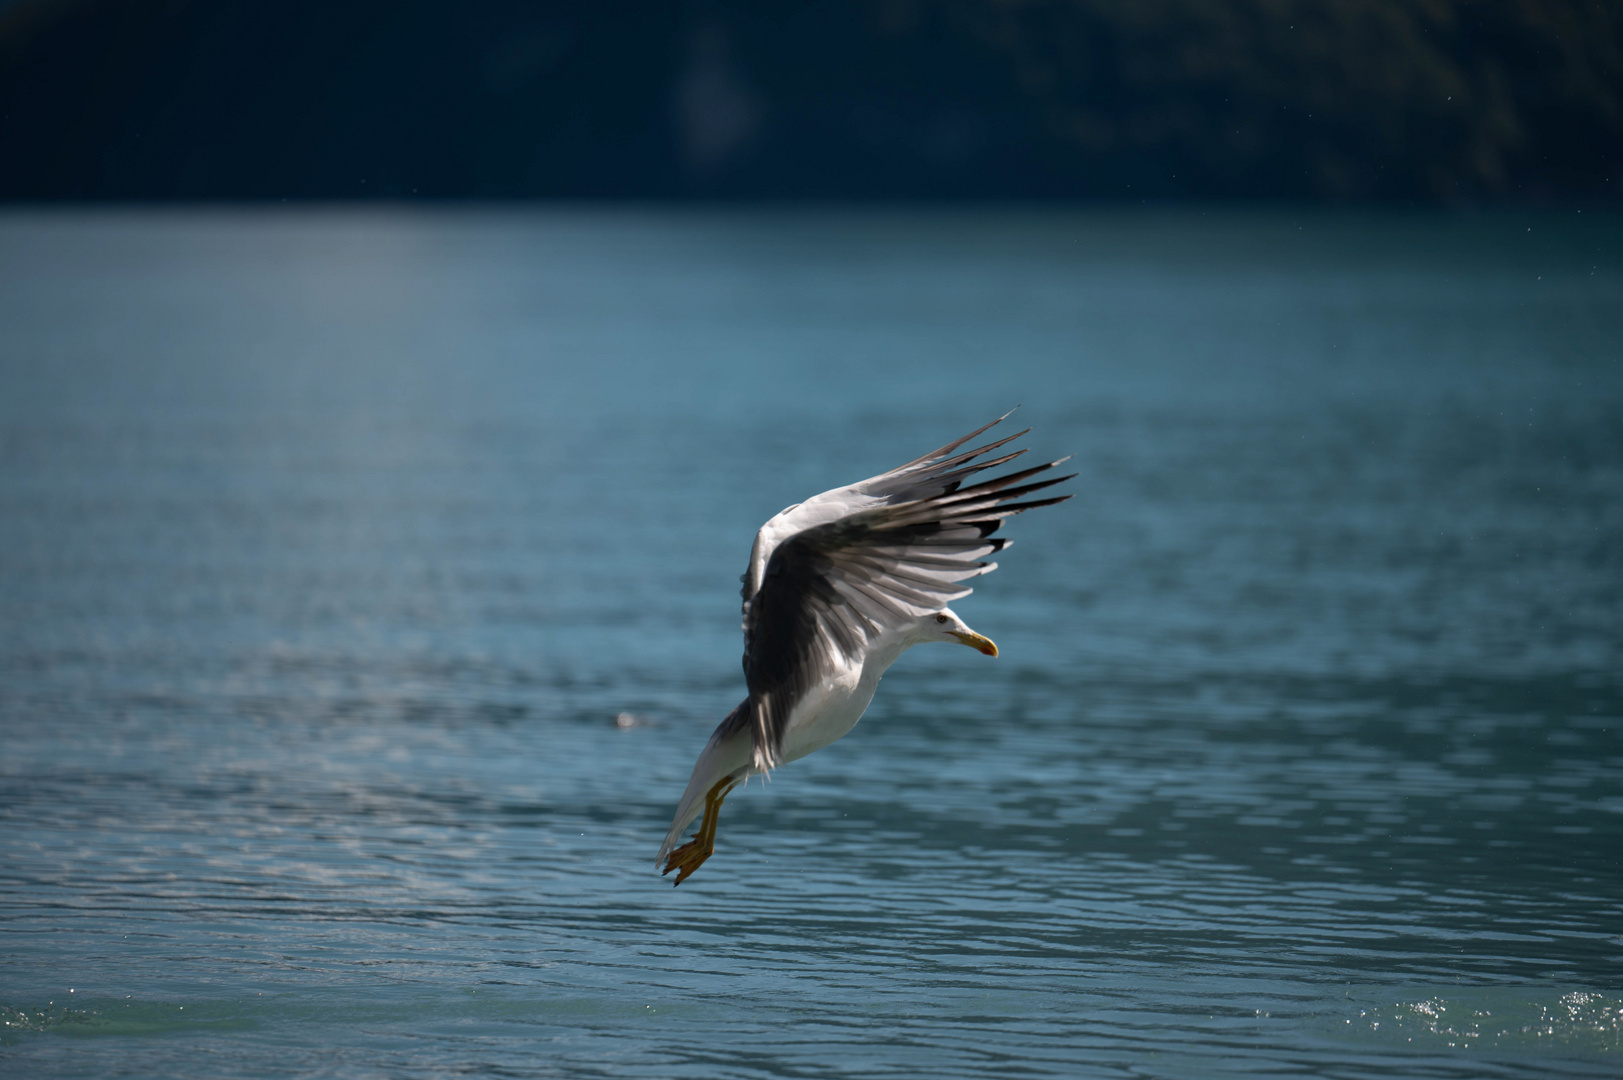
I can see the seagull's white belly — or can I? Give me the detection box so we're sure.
[776,645,904,767]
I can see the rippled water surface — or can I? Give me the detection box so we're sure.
[2,207,1620,1077]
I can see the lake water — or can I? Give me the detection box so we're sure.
[1,207,1619,1078]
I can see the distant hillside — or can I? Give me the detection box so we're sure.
[1,0,1619,200]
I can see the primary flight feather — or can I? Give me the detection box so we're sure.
[658,413,1073,884]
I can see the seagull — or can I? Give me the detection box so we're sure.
[657,413,1073,884]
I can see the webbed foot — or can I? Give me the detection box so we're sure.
[661,776,737,885]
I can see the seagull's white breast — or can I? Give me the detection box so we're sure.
[775,635,910,767]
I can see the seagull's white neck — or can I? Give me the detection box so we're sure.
[862,618,943,680]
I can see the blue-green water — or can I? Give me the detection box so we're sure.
[1,207,1620,1078]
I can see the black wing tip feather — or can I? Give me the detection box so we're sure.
[944,459,1066,500]
[881,465,1075,529]
[954,494,1070,534]
[898,410,1023,473]
[983,494,1073,516]
[996,473,1079,501]
[939,447,1029,494]
[926,431,1030,477]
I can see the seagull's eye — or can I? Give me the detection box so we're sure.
[935,614,949,624]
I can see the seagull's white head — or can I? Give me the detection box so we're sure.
[923,607,998,657]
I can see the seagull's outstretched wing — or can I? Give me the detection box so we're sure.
[741,417,1073,770]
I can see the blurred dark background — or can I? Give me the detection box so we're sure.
[1,0,1619,202]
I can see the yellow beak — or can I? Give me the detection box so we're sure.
[950,630,999,657]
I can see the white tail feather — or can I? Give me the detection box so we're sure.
[656,717,753,864]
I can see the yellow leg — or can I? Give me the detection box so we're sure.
[661,776,738,885]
